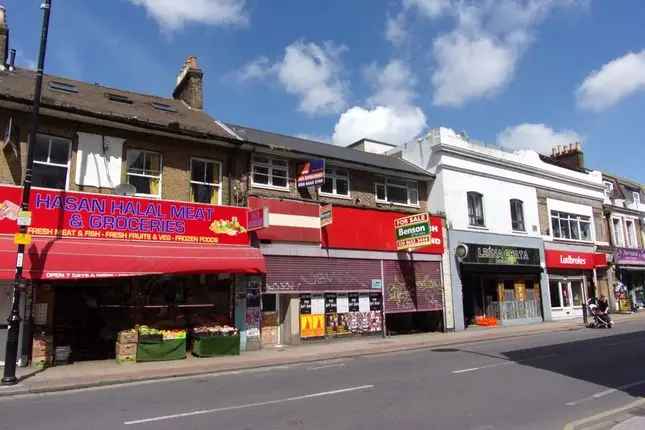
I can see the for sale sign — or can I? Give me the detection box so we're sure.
[394,213,441,251]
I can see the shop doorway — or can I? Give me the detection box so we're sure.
[463,274,542,327]
[549,277,585,320]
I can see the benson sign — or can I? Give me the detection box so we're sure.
[394,213,442,251]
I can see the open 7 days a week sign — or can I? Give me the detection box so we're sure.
[394,213,442,251]
[0,185,251,245]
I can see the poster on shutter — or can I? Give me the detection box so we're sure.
[311,294,325,315]
[325,313,338,335]
[300,314,325,338]
[336,313,350,335]
[369,293,382,311]
[337,294,349,313]
[300,294,312,314]
[325,293,337,313]
[348,293,360,312]
[359,294,370,313]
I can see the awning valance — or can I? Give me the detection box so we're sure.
[0,236,265,281]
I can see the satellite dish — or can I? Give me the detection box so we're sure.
[113,183,137,196]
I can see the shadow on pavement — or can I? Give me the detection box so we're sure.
[499,329,645,399]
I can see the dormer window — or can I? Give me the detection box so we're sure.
[106,93,133,104]
[603,181,614,199]
[633,191,641,207]
[48,81,78,94]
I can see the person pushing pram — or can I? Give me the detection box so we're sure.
[587,295,613,328]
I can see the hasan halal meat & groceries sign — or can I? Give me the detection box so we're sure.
[394,213,443,251]
[0,185,251,245]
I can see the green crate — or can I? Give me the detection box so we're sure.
[136,338,186,362]
[192,335,240,357]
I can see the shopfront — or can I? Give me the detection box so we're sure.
[250,197,447,344]
[544,250,607,320]
[0,185,265,365]
[614,248,645,311]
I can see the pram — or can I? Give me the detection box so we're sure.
[587,299,612,328]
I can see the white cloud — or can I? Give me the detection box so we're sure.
[128,0,247,31]
[497,123,581,154]
[393,0,582,107]
[332,106,427,146]
[235,40,348,116]
[404,0,452,19]
[276,41,348,115]
[332,60,427,146]
[432,33,516,106]
[576,50,645,111]
[238,56,274,81]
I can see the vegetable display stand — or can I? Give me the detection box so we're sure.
[192,335,240,357]
[136,338,187,362]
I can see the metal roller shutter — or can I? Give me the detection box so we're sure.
[383,260,443,313]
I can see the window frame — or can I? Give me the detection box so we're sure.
[189,157,222,205]
[374,178,419,207]
[126,148,163,198]
[625,218,637,248]
[250,155,290,191]
[611,216,625,247]
[510,199,526,232]
[603,181,614,199]
[633,191,641,207]
[550,210,593,242]
[32,133,72,191]
[319,166,351,199]
[467,191,485,227]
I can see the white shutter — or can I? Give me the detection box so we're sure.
[75,132,123,188]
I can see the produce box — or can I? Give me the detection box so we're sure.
[116,342,137,357]
[136,339,186,362]
[116,354,136,364]
[192,335,240,357]
[139,334,163,344]
[117,330,138,345]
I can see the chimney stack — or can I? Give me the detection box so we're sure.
[0,6,9,69]
[550,141,585,170]
[173,56,203,110]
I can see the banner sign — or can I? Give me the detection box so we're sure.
[247,207,269,232]
[296,159,325,188]
[0,185,250,245]
[462,244,541,267]
[615,248,645,266]
[394,213,442,251]
[320,204,333,228]
[545,250,596,269]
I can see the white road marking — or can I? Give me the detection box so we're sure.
[308,363,346,370]
[451,354,558,374]
[124,384,375,425]
[565,378,645,406]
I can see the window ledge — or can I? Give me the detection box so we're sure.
[512,230,528,235]
[376,200,420,209]
[251,183,290,192]
[468,225,489,231]
[553,238,594,245]
[319,192,352,200]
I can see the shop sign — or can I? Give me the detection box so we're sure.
[247,207,269,232]
[325,293,337,313]
[0,185,251,246]
[320,204,333,228]
[394,213,442,251]
[463,244,541,266]
[348,293,360,312]
[296,159,325,188]
[615,248,645,266]
[545,250,595,269]
[371,279,382,290]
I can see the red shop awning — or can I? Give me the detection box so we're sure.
[0,236,265,281]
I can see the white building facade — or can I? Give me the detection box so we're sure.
[394,128,608,330]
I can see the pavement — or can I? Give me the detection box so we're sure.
[2,312,645,429]
[0,312,644,399]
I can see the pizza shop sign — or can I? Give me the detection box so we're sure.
[0,185,251,245]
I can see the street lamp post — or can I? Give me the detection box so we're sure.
[2,0,52,386]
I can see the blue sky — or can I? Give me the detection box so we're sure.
[5,0,645,181]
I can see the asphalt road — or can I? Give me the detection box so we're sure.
[2,319,645,430]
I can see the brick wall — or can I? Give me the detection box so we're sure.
[247,156,430,214]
